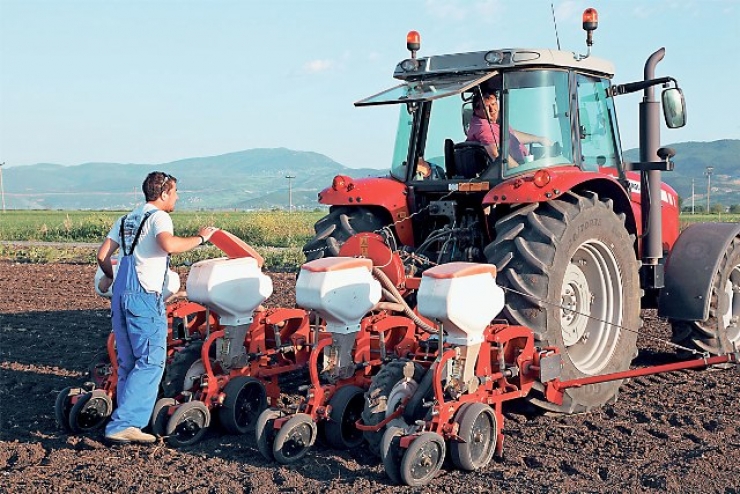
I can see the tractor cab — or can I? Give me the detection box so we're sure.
[356,44,623,188]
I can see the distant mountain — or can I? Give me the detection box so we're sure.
[2,141,738,210]
[1,148,385,210]
[623,139,740,209]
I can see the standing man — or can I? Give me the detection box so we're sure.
[96,171,217,443]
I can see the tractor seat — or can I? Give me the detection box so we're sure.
[452,142,497,179]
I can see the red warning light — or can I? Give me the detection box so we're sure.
[582,8,598,31]
[407,30,421,53]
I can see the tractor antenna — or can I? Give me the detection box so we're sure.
[551,2,561,50]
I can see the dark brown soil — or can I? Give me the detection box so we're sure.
[1,260,739,493]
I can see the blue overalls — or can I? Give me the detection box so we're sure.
[105,210,168,436]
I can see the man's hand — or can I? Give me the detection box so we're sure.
[197,226,220,242]
[98,275,113,294]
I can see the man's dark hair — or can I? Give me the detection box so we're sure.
[471,87,497,111]
[142,171,177,201]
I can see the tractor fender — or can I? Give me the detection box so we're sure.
[658,222,740,321]
[317,175,413,246]
[482,168,628,207]
[483,169,637,238]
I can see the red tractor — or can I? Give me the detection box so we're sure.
[303,9,740,415]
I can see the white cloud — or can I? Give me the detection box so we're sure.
[474,0,505,19]
[303,59,334,74]
[425,0,468,21]
[554,1,579,22]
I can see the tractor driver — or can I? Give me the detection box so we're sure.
[467,89,552,169]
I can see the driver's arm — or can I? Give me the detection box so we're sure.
[483,143,520,169]
[512,129,552,147]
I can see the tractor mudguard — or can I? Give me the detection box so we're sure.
[317,175,413,246]
[658,222,740,321]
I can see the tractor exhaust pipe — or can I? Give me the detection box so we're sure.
[639,48,666,290]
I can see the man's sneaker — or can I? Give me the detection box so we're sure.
[105,427,156,444]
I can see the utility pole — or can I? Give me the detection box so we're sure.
[285,174,296,212]
[0,162,6,212]
[691,178,694,214]
[705,166,714,213]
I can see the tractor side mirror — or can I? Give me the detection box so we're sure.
[661,87,686,129]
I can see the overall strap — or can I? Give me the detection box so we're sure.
[119,215,128,254]
[123,210,158,256]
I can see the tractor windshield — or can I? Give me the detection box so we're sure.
[361,69,576,182]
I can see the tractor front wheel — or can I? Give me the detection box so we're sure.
[302,207,389,261]
[486,191,640,413]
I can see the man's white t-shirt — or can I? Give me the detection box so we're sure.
[107,203,174,294]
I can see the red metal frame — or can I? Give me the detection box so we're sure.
[544,352,739,406]
[173,307,312,413]
[271,310,422,439]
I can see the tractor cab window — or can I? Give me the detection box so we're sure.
[576,75,621,170]
[501,70,573,177]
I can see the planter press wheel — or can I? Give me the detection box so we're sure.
[380,425,405,485]
[449,402,497,471]
[218,376,267,435]
[361,359,425,456]
[55,386,83,432]
[150,397,177,437]
[400,431,446,487]
[165,400,211,447]
[324,385,365,450]
[68,390,114,433]
[272,413,317,465]
[255,408,283,461]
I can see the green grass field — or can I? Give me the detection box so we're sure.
[0,210,324,269]
[0,209,737,268]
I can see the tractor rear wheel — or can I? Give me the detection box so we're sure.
[302,207,388,261]
[671,236,740,355]
[485,191,640,413]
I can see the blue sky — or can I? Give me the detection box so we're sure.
[1,0,738,170]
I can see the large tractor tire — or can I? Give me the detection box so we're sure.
[671,236,740,355]
[302,206,388,261]
[485,191,640,414]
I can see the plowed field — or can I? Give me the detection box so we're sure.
[1,260,738,493]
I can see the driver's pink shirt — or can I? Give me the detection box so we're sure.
[466,115,528,162]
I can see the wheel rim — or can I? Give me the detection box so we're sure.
[169,403,209,444]
[73,392,112,431]
[274,415,315,462]
[234,380,265,430]
[560,240,623,374]
[403,433,444,485]
[466,408,494,465]
[723,265,740,344]
[281,421,312,458]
